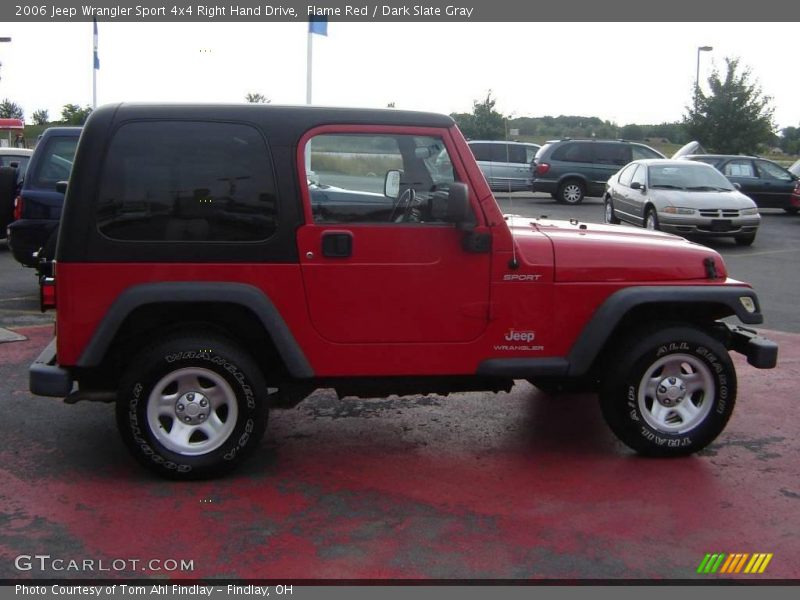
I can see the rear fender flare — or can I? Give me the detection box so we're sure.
[77,282,313,378]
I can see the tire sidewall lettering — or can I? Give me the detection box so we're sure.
[121,344,263,474]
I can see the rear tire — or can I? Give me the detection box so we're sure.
[734,233,756,246]
[783,207,799,215]
[116,334,269,479]
[599,326,736,456]
[557,180,585,205]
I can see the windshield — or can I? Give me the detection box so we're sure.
[648,164,734,191]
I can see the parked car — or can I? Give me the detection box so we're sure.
[604,159,761,246]
[6,127,81,268]
[28,103,776,478]
[0,147,33,173]
[673,142,800,214]
[468,140,540,192]
[531,139,664,204]
[0,148,33,237]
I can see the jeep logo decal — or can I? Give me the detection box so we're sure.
[505,330,536,343]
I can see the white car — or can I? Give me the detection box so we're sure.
[604,159,761,246]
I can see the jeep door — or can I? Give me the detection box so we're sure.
[297,127,491,344]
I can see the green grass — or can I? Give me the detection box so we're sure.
[311,153,402,177]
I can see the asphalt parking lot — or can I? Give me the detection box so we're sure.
[1,193,799,580]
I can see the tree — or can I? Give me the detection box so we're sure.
[245,92,270,104]
[779,126,800,156]
[32,109,49,125]
[61,104,93,125]
[620,124,644,141]
[0,98,24,120]
[451,90,506,140]
[684,58,775,154]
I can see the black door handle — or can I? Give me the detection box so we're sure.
[321,231,353,258]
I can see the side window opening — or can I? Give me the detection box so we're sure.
[306,133,461,225]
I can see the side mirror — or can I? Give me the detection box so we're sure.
[430,183,471,225]
[631,181,646,192]
[56,181,69,194]
[384,170,401,199]
[733,182,742,190]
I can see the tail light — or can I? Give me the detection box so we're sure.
[40,276,56,312]
[792,182,800,207]
[12,195,23,221]
[535,163,550,175]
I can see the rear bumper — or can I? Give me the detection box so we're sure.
[726,324,778,369]
[30,338,74,397]
[531,179,558,194]
[7,219,56,268]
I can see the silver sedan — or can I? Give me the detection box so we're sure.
[604,159,761,246]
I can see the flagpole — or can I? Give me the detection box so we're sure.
[306,28,312,104]
[92,18,98,108]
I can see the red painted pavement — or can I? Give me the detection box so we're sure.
[1,326,798,580]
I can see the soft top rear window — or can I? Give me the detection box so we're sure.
[96,120,277,243]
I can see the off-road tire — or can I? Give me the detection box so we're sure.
[116,334,269,479]
[557,180,585,205]
[599,326,736,457]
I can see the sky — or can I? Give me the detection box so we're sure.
[1,21,798,130]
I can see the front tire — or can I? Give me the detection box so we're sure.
[735,233,756,246]
[645,207,659,230]
[599,326,736,457]
[116,334,269,479]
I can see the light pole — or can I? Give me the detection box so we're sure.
[695,45,713,95]
[0,37,10,83]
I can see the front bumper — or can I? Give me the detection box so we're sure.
[30,338,74,397]
[657,214,760,237]
[726,324,778,369]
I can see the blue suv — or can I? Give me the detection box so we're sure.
[7,127,81,269]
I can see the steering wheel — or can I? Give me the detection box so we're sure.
[390,187,416,222]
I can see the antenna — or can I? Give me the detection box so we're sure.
[505,113,520,269]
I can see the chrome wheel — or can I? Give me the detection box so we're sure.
[637,353,714,434]
[146,367,238,456]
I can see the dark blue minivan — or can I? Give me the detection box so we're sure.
[7,127,81,268]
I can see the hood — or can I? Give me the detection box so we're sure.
[508,217,726,283]
[650,188,757,209]
[671,140,707,159]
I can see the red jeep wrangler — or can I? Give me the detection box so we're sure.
[30,104,777,478]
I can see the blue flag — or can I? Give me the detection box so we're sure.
[309,16,327,36]
[93,18,99,69]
